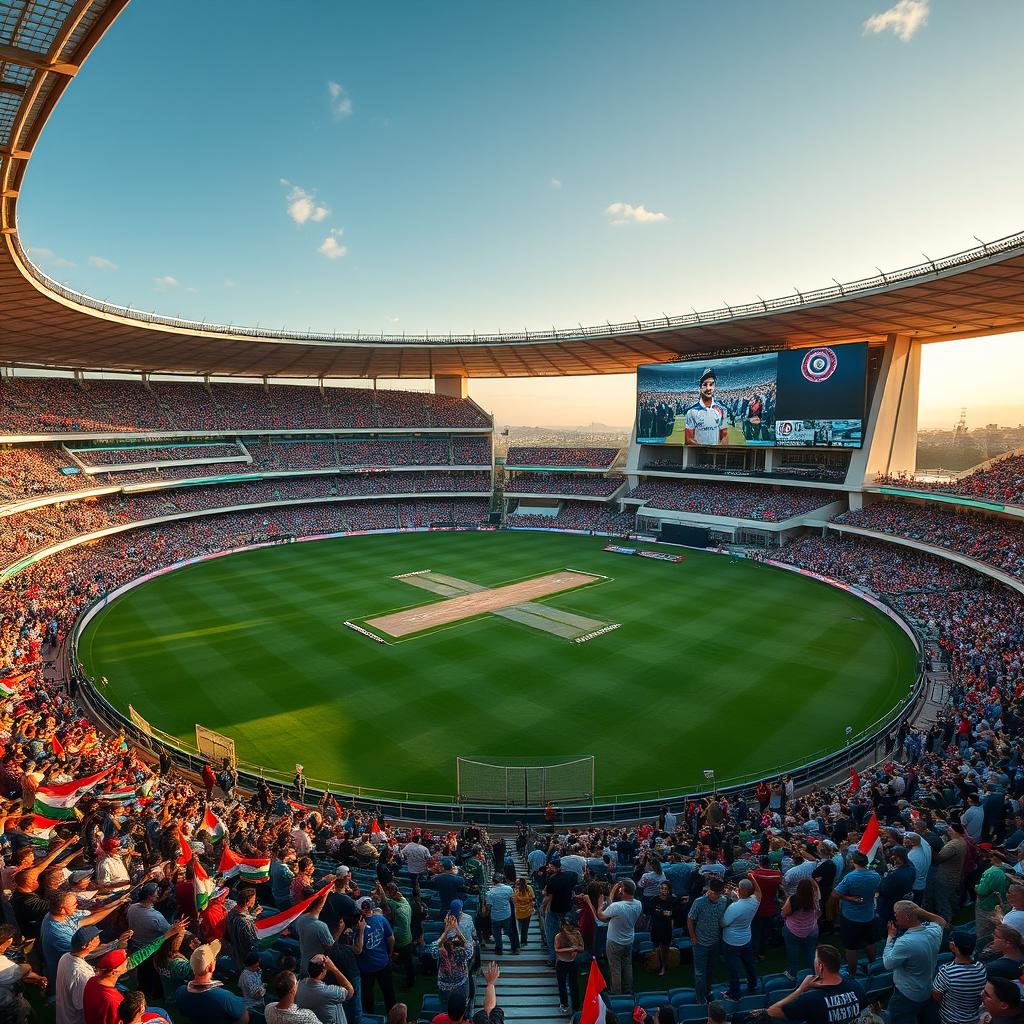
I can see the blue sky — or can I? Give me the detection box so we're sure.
[18,0,1024,427]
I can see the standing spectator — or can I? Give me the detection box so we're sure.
[751,856,783,961]
[83,950,132,1024]
[296,954,354,1024]
[42,891,128,992]
[293,888,334,971]
[782,878,820,980]
[354,898,395,1015]
[553,918,584,1017]
[882,901,946,1024]
[378,883,414,989]
[431,915,473,1008]
[175,945,249,1024]
[485,875,518,956]
[200,763,216,801]
[293,766,307,804]
[0,924,45,1024]
[688,878,728,1004]
[975,850,1008,948]
[905,834,932,906]
[265,970,319,1024]
[238,953,266,1012]
[512,878,535,948]
[650,882,681,977]
[834,851,881,976]
[877,848,916,927]
[401,837,430,881]
[585,879,642,995]
[979,978,1024,1024]
[933,825,968,927]
[932,930,987,1024]
[540,860,577,969]
[720,875,761,1000]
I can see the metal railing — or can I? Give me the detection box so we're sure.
[15,229,1024,347]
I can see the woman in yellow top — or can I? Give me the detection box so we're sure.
[513,876,536,946]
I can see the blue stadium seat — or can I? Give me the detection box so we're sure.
[737,995,768,1012]
[936,951,954,967]
[669,988,697,1004]
[419,994,441,1016]
[637,992,670,1010]
[866,972,894,999]
[606,995,636,1015]
[675,1006,708,1024]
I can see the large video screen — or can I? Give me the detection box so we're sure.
[636,343,867,448]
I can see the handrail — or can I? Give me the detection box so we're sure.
[66,533,927,823]
[17,230,1024,348]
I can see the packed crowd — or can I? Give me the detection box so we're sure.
[876,454,1024,507]
[0,437,494,505]
[70,445,247,469]
[627,481,839,522]
[506,501,636,533]
[775,535,982,595]
[504,473,623,498]
[3,464,1024,1024]
[0,476,493,568]
[249,439,491,473]
[504,447,619,470]
[836,502,1024,580]
[0,378,491,434]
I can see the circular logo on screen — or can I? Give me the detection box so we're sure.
[800,347,838,382]
[778,421,793,436]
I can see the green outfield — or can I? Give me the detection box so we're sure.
[78,531,918,800]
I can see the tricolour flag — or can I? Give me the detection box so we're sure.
[0,678,20,698]
[28,814,60,847]
[848,769,860,796]
[33,767,113,821]
[102,784,136,803]
[52,736,65,759]
[193,857,216,912]
[203,808,227,842]
[858,811,881,863]
[218,845,271,884]
[580,960,607,1024]
[253,880,333,945]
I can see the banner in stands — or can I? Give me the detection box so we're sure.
[636,343,867,448]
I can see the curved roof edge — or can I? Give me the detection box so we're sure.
[3,2,1024,377]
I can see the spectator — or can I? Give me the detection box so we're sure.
[932,929,987,1024]
[881,900,946,1024]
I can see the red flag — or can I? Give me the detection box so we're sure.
[848,769,860,796]
[175,824,194,866]
[858,812,881,862]
[370,818,381,836]
[580,960,607,1024]
[52,735,65,759]
[332,797,344,819]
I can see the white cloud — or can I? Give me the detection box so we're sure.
[318,229,348,260]
[549,177,562,190]
[328,81,353,118]
[282,181,329,225]
[386,315,400,325]
[30,246,75,268]
[605,201,667,226]
[154,275,179,291]
[88,255,117,270]
[863,0,929,41]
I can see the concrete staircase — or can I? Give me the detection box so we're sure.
[482,849,566,1022]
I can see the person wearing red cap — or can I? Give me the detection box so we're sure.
[83,948,131,1024]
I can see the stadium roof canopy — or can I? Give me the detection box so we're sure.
[4,2,1024,379]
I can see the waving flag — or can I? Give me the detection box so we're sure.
[34,768,113,821]
[203,808,226,842]
[848,769,860,796]
[51,736,66,759]
[253,880,333,945]
[193,857,216,912]
[175,824,194,866]
[580,960,608,1024]
[28,815,59,847]
[102,784,137,803]
[218,845,271,884]
[858,812,881,863]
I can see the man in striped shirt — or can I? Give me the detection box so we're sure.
[932,929,987,1024]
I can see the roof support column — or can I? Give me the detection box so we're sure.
[433,374,468,399]
[851,333,921,486]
